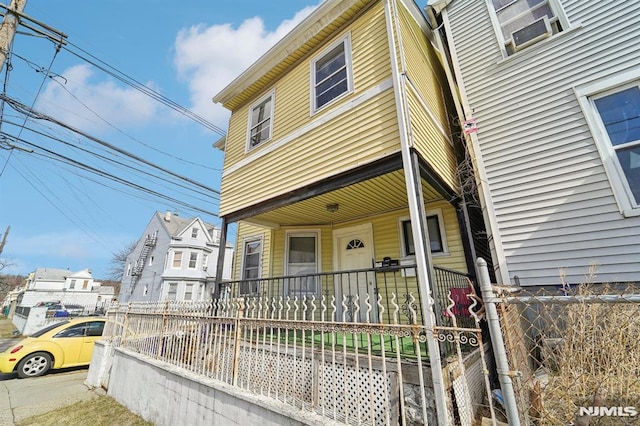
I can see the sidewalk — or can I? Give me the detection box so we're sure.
[0,368,100,425]
[0,318,101,425]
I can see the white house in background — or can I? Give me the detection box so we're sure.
[20,267,108,307]
[119,211,234,303]
[26,267,96,291]
[427,0,640,286]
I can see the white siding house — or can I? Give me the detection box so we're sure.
[429,0,640,286]
[119,211,234,302]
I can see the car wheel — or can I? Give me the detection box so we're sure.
[17,352,52,378]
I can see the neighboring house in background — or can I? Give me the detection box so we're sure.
[427,0,640,286]
[212,0,491,317]
[118,211,233,303]
[18,267,109,308]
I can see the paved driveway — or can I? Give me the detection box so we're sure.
[0,338,99,425]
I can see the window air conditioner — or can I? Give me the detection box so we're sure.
[511,16,552,51]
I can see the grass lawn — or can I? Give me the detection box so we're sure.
[0,318,19,338]
[17,395,151,426]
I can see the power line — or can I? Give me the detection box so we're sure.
[0,94,221,196]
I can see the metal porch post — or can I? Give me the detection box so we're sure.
[213,218,228,300]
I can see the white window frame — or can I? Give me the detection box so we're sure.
[172,251,183,269]
[246,91,275,152]
[188,252,198,269]
[398,208,449,259]
[240,236,263,295]
[185,283,194,301]
[166,282,178,300]
[284,230,321,296]
[310,33,354,114]
[191,227,199,238]
[575,68,640,217]
[485,0,570,57]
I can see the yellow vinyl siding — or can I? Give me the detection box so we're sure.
[364,205,467,273]
[219,3,398,216]
[406,91,459,190]
[396,4,458,191]
[233,221,272,280]
[220,89,400,215]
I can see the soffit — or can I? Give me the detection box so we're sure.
[213,0,375,111]
[243,170,445,227]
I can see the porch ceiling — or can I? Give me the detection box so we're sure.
[243,170,445,227]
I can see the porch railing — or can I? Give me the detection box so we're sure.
[218,265,476,357]
[222,265,475,325]
[103,287,490,425]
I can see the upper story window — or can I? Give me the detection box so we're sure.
[575,70,640,217]
[69,279,76,289]
[191,227,198,238]
[82,280,89,289]
[172,251,183,268]
[488,0,568,55]
[247,92,274,150]
[311,34,353,113]
[188,252,198,269]
[399,209,449,258]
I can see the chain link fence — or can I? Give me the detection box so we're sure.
[493,283,640,425]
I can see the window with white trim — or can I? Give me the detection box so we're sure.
[240,238,262,295]
[191,227,198,238]
[285,232,319,296]
[576,71,640,216]
[185,283,194,300]
[167,282,178,300]
[247,93,274,150]
[311,35,353,112]
[172,251,183,268]
[399,209,449,258]
[188,252,198,269]
[487,0,568,55]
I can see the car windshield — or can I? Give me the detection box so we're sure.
[31,320,70,337]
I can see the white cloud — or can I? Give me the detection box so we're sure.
[173,5,319,128]
[37,64,160,132]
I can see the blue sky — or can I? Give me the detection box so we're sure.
[0,0,320,279]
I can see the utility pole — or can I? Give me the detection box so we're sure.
[0,0,27,71]
[0,225,9,256]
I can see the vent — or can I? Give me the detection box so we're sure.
[511,16,551,51]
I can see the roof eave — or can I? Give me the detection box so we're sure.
[212,0,366,107]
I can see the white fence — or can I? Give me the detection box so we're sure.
[103,290,494,425]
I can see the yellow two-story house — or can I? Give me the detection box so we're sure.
[212,0,487,325]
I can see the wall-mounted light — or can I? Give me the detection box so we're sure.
[326,203,339,213]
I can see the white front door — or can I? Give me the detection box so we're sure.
[333,224,376,322]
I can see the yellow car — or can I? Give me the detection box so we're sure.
[0,317,106,378]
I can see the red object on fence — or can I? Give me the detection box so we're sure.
[446,287,472,316]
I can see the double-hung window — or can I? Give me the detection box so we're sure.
[240,238,262,295]
[311,34,353,112]
[167,282,178,300]
[188,252,198,269]
[400,209,448,258]
[576,71,640,216]
[285,232,319,296]
[487,0,568,55]
[247,93,274,150]
[172,251,182,268]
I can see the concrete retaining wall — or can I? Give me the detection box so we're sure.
[90,344,337,426]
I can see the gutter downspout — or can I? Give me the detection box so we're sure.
[436,8,511,285]
[384,1,449,424]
